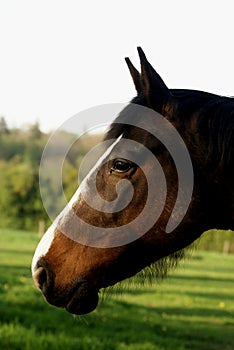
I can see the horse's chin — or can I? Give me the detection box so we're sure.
[43,280,99,315]
[65,288,99,315]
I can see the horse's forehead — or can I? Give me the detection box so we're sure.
[94,134,123,167]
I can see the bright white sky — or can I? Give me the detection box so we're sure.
[0,0,234,132]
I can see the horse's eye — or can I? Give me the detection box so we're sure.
[111,159,134,173]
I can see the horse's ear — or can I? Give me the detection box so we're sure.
[125,57,142,94]
[137,47,171,111]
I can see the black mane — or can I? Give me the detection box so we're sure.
[171,89,233,172]
[106,88,234,177]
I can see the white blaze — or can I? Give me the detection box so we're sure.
[31,135,123,274]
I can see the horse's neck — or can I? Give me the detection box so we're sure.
[208,180,233,231]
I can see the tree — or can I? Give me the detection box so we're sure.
[0,157,49,230]
[29,121,42,139]
[0,116,9,134]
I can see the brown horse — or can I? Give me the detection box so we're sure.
[32,47,233,315]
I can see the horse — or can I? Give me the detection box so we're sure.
[32,47,234,315]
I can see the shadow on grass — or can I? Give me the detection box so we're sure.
[0,264,31,273]
[0,248,34,255]
[0,265,31,281]
[0,264,32,294]
[108,286,234,302]
[162,289,234,301]
[1,287,233,350]
[169,274,234,284]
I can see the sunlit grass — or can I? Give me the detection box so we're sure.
[0,229,234,350]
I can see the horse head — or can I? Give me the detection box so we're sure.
[32,48,233,314]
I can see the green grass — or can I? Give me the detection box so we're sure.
[0,229,234,350]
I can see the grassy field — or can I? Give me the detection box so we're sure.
[0,229,234,350]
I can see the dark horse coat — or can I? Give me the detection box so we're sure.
[32,48,233,315]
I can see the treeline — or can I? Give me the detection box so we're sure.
[0,117,102,231]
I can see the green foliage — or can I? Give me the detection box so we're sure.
[198,229,234,253]
[0,119,103,231]
[0,117,9,134]
[0,123,49,230]
[0,158,47,229]
[0,229,234,350]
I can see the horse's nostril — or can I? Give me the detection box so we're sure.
[33,266,47,290]
[33,258,54,295]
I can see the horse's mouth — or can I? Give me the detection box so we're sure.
[33,257,100,315]
[65,284,99,315]
[42,279,99,315]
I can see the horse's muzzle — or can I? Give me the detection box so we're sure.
[32,257,99,315]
